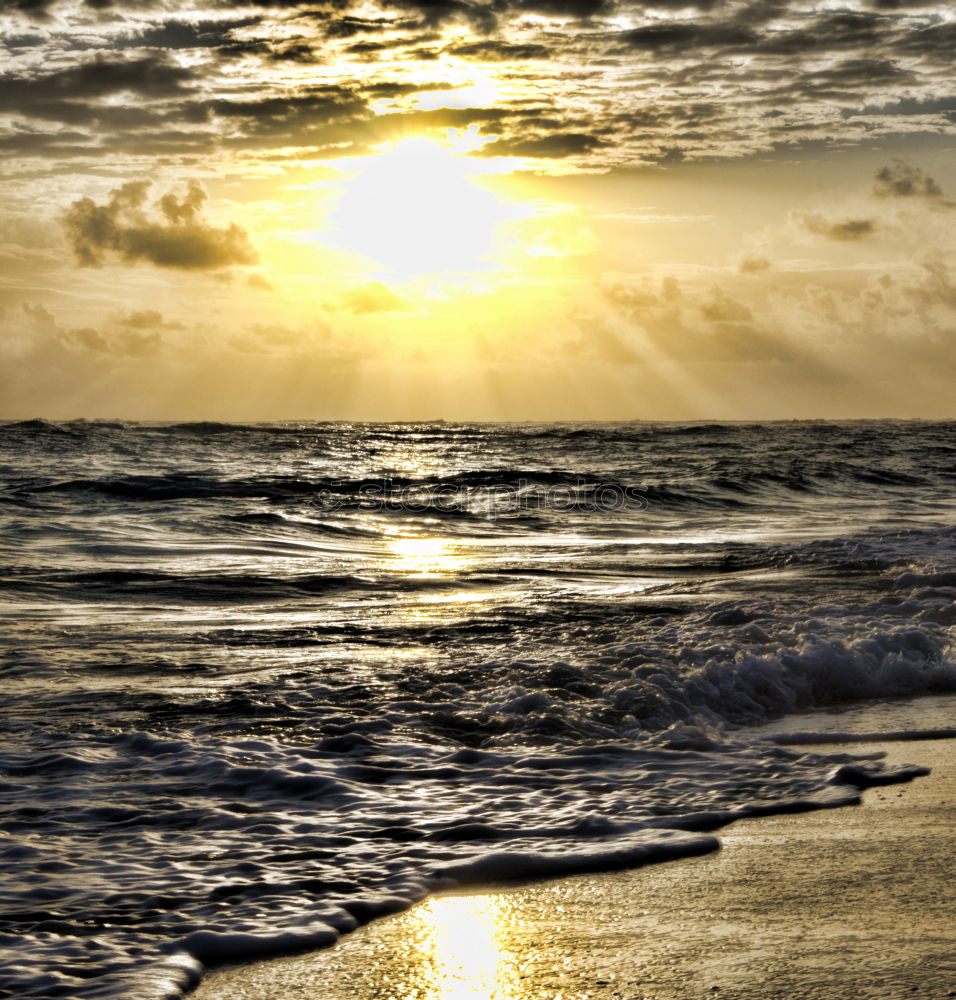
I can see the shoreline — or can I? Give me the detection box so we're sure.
[191,728,956,1000]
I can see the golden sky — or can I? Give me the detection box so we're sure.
[1,0,955,419]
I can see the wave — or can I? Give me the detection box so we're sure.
[770,727,956,744]
[0,569,461,603]
[10,470,944,515]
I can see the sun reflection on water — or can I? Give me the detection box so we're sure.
[386,536,466,577]
[407,894,520,1000]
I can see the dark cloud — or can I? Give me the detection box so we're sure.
[893,20,956,59]
[873,161,955,208]
[0,0,112,15]
[0,55,195,125]
[801,214,878,241]
[0,131,95,156]
[63,180,258,269]
[807,58,909,87]
[359,80,455,98]
[378,0,498,30]
[731,0,789,26]
[188,89,369,149]
[450,40,550,60]
[2,0,955,172]
[2,32,45,48]
[516,0,613,17]
[864,0,938,8]
[127,18,261,50]
[635,0,723,7]
[854,95,956,117]
[269,42,321,62]
[0,0,49,12]
[753,11,890,55]
[478,132,608,157]
[346,40,391,55]
[323,16,399,38]
[208,88,366,130]
[617,22,757,53]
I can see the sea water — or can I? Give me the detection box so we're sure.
[1,420,954,999]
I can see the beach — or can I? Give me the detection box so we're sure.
[193,729,955,1000]
[4,420,956,1000]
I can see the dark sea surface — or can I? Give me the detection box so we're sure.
[1,419,955,999]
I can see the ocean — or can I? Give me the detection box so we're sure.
[1,419,954,1000]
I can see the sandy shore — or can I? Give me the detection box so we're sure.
[192,734,955,1000]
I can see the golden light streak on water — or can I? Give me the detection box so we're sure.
[386,536,467,577]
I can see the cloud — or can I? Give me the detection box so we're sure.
[323,16,397,38]
[700,288,753,322]
[247,273,273,291]
[66,326,109,352]
[753,11,889,56]
[873,161,955,208]
[617,22,757,53]
[126,18,262,51]
[0,301,370,420]
[3,0,955,173]
[599,276,812,367]
[377,0,499,31]
[0,56,195,114]
[118,331,163,357]
[0,0,109,16]
[63,180,258,270]
[478,132,608,158]
[206,89,368,140]
[270,42,321,63]
[739,255,771,273]
[516,0,612,17]
[114,308,184,329]
[340,281,413,314]
[856,96,956,117]
[449,40,550,60]
[116,309,162,328]
[801,214,878,241]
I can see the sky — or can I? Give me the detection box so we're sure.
[1,0,954,420]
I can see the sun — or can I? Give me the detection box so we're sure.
[327,137,514,280]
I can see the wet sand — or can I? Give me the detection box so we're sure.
[192,736,955,1000]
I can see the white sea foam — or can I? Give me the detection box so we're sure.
[0,707,935,999]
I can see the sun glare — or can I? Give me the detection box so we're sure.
[327,138,515,280]
[387,536,465,576]
[410,894,520,1000]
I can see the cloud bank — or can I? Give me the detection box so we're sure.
[1,1,954,172]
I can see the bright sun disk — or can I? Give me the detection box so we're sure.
[327,137,516,280]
